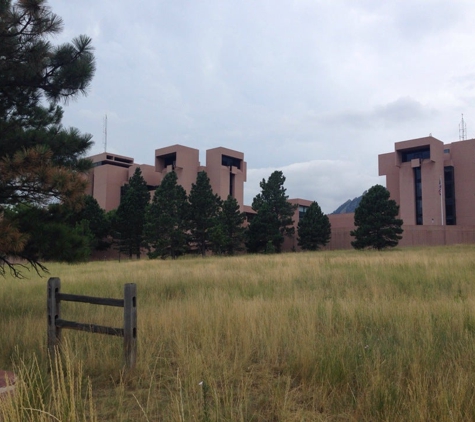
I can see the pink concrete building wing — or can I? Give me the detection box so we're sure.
[379,136,475,227]
[87,146,247,212]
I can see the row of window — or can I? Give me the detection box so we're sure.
[412,166,456,225]
[402,147,430,163]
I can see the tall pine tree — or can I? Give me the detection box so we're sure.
[211,195,246,255]
[246,171,296,253]
[188,171,221,257]
[144,171,188,259]
[0,0,95,276]
[74,195,111,251]
[351,185,403,250]
[115,168,150,259]
[297,201,331,251]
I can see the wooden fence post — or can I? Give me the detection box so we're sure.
[47,279,137,368]
[47,277,61,358]
[123,283,137,369]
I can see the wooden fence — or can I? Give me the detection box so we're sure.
[47,277,137,369]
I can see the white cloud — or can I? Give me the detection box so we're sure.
[246,160,384,214]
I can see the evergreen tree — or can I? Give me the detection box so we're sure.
[246,171,296,253]
[5,204,92,263]
[0,0,95,276]
[74,195,111,251]
[115,168,150,259]
[351,184,403,250]
[144,171,188,259]
[0,0,95,173]
[211,195,246,255]
[297,201,331,251]
[188,171,221,257]
[245,204,279,253]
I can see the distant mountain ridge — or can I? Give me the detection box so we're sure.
[331,194,364,214]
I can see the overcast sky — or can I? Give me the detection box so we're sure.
[47,0,475,213]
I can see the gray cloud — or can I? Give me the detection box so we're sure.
[47,0,475,208]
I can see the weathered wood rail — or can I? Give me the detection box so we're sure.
[47,277,137,369]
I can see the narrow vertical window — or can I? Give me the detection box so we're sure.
[414,167,423,225]
[229,173,235,198]
[444,166,456,225]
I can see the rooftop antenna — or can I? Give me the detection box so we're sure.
[103,114,108,152]
[459,113,467,141]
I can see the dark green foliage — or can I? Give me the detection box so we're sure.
[188,171,221,257]
[245,204,280,253]
[74,195,111,251]
[6,205,92,263]
[297,201,331,250]
[246,171,296,253]
[211,195,246,255]
[0,0,95,169]
[351,185,403,250]
[144,171,188,259]
[0,0,96,276]
[115,168,150,259]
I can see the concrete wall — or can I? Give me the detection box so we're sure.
[324,213,356,250]
[155,145,200,195]
[379,136,475,227]
[282,205,355,252]
[206,147,247,211]
[86,152,135,211]
[399,225,475,247]
[449,139,475,225]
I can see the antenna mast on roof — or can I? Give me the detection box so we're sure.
[459,114,467,141]
[103,114,108,152]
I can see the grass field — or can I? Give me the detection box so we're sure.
[2,245,475,421]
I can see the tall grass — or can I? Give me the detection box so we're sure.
[2,245,475,420]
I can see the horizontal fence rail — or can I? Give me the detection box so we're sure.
[47,277,137,369]
[57,293,124,307]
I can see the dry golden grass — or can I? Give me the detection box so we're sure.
[2,245,475,420]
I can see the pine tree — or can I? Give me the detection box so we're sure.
[188,171,221,257]
[115,168,150,259]
[75,195,111,251]
[351,185,403,250]
[5,204,92,263]
[297,201,331,251]
[0,0,95,276]
[0,0,95,171]
[144,171,188,259]
[246,171,296,253]
[211,195,246,255]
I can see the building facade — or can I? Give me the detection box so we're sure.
[87,137,475,253]
[86,145,247,212]
[379,136,475,227]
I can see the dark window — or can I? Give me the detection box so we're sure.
[444,166,456,225]
[402,147,430,163]
[163,153,177,168]
[156,153,177,170]
[298,205,307,221]
[229,173,235,197]
[222,155,241,169]
[93,160,130,168]
[114,157,133,164]
[414,167,423,225]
